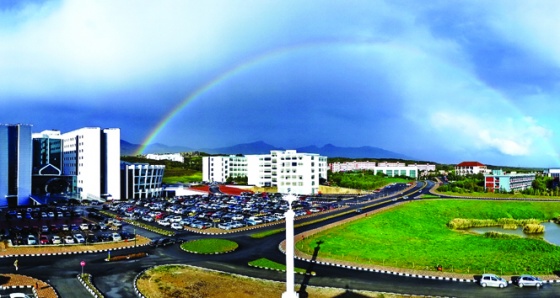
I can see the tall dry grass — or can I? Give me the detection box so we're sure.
[447,218,544,230]
[523,224,545,234]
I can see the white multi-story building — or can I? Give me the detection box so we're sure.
[145,153,184,163]
[455,161,488,176]
[329,160,426,179]
[203,150,328,195]
[62,127,121,201]
[202,155,248,183]
[0,124,33,207]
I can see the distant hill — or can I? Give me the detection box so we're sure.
[121,140,412,160]
[295,143,411,159]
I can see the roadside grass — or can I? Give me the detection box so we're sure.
[433,190,560,200]
[296,199,560,275]
[136,264,406,298]
[419,194,440,199]
[248,258,309,274]
[180,239,238,254]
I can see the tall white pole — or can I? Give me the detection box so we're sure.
[282,192,298,298]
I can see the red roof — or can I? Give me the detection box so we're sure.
[189,185,252,196]
[456,161,485,167]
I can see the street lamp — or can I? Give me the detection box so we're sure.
[282,191,298,298]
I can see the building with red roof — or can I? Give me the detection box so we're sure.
[455,161,488,176]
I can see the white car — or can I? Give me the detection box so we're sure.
[170,222,183,230]
[74,233,85,243]
[480,274,508,288]
[157,219,171,226]
[64,235,75,244]
[517,275,543,288]
[27,234,37,245]
[51,235,62,244]
[80,223,89,230]
[112,232,122,241]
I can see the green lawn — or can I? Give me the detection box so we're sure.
[248,258,309,274]
[296,200,560,275]
[163,172,202,184]
[434,190,560,200]
[180,239,238,254]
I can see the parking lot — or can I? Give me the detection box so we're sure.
[103,192,342,232]
[0,204,133,247]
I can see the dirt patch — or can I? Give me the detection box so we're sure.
[136,264,419,298]
[0,235,151,257]
[0,274,57,298]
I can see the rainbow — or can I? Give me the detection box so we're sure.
[133,40,422,155]
[133,40,559,165]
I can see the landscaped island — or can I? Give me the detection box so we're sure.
[296,199,560,275]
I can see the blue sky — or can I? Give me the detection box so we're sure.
[1,0,560,167]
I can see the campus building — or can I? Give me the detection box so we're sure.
[145,153,184,163]
[62,127,121,201]
[120,162,165,199]
[203,150,328,195]
[31,130,76,203]
[328,160,427,179]
[484,170,536,193]
[455,161,488,176]
[0,124,33,207]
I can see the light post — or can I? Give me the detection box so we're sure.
[282,191,298,298]
[80,260,85,276]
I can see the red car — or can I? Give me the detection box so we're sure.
[39,235,49,245]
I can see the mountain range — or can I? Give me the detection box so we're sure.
[121,140,412,160]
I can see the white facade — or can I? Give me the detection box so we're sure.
[203,155,248,183]
[203,150,328,195]
[62,127,120,201]
[329,160,425,179]
[145,153,184,163]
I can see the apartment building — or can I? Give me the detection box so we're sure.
[484,169,536,193]
[121,162,165,199]
[203,150,328,195]
[0,124,33,207]
[62,127,121,201]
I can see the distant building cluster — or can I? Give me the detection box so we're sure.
[0,123,165,208]
[145,153,184,163]
[328,161,435,178]
[203,150,328,195]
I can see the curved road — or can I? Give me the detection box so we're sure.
[3,181,560,297]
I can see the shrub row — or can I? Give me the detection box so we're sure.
[447,218,543,230]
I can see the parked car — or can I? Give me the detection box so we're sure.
[80,223,89,230]
[480,274,508,288]
[27,234,37,245]
[39,235,49,244]
[517,275,543,288]
[51,235,61,244]
[170,222,183,230]
[64,235,75,244]
[74,233,85,243]
[111,232,122,241]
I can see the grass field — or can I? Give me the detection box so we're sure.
[296,200,560,275]
[163,172,202,184]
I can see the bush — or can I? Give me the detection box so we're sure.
[107,252,147,262]
[523,224,545,234]
[484,231,521,239]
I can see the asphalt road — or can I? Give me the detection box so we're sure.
[5,181,560,297]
